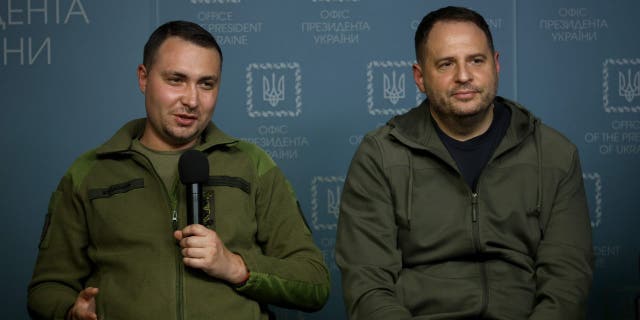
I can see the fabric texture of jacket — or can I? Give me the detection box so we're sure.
[336,97,593,320]
[29,119,330,320]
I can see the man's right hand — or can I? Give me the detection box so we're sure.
[67,287,99,320]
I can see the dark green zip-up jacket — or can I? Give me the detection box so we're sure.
[336,97,593,319]
[28,119,330,319]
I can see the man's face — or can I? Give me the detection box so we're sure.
[413,21,499,120]
[137,36,221,151]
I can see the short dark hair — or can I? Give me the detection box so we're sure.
[414,6,494,63]
[143,20,223,71]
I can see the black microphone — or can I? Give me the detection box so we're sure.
[178,149,209,226]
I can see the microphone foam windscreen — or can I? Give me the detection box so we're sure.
[178,149,210,184]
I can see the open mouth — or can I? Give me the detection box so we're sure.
[174,114,197,126]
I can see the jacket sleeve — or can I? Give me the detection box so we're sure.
[233,164,330,312]
[28,173,91,319]
[530,149,594,319]
[335,136,413,320]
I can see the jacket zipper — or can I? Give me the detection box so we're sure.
[172,207,184,320]
[176,246,184,320]
[132,151,184,320]
[471,192,489,316]
[169,190,184,320]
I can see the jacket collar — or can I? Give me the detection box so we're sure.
[388,96,538,158]
[95,118,238,156]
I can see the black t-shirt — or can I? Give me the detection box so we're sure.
[435,101,511,191]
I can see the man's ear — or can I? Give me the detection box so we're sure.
[137,64,148,93]
[412,63,426,93]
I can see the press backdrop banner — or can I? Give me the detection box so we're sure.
[1,1,638,319]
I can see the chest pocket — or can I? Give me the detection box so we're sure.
[86,178,155,247]
[88,178,145,200]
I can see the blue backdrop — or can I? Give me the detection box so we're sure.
[1,1,638,319]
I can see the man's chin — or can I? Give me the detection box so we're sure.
[451,99,493,115]
[451,105,484,117]
[165,130,200,147]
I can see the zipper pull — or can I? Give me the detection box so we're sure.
[172,209,178,230]
[471,193,478,222]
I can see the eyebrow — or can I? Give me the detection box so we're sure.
[198,75,218,83]
[161,70,218,82]
[433,53,488,63]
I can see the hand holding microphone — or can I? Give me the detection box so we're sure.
[175,150,248,284]
[174,224,248,284]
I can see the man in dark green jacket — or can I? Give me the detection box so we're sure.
[336,6,593,320]
[28,21,329,320]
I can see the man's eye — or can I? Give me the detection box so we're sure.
[200,82,214,89]
[439,62,453,69]
[168,78,182,84]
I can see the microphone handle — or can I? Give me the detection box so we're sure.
[186,183,203,225]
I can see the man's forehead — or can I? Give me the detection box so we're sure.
[424,21,491,52]
[151,37,220,65]
[429,20,486,38]
[151,38,221,71]
[157,37,218,55]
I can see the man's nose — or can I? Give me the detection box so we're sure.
[455,64,472,83]
[181,84,198,108]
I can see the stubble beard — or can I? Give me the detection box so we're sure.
[162,106,206,147]
[149,112,203,148]
[162,123,201,147]
[431,79,498,121]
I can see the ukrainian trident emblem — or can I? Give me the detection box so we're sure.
[262,73,285,107]
[326,185,341,219]
[383,70,406,105]
[618,69,640,103]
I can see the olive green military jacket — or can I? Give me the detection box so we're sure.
[336,97,593,320]
[29,119,329,319]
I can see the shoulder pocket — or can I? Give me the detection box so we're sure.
[201,176,251,230]
[39,190,62,249]
[206,176,251,194]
